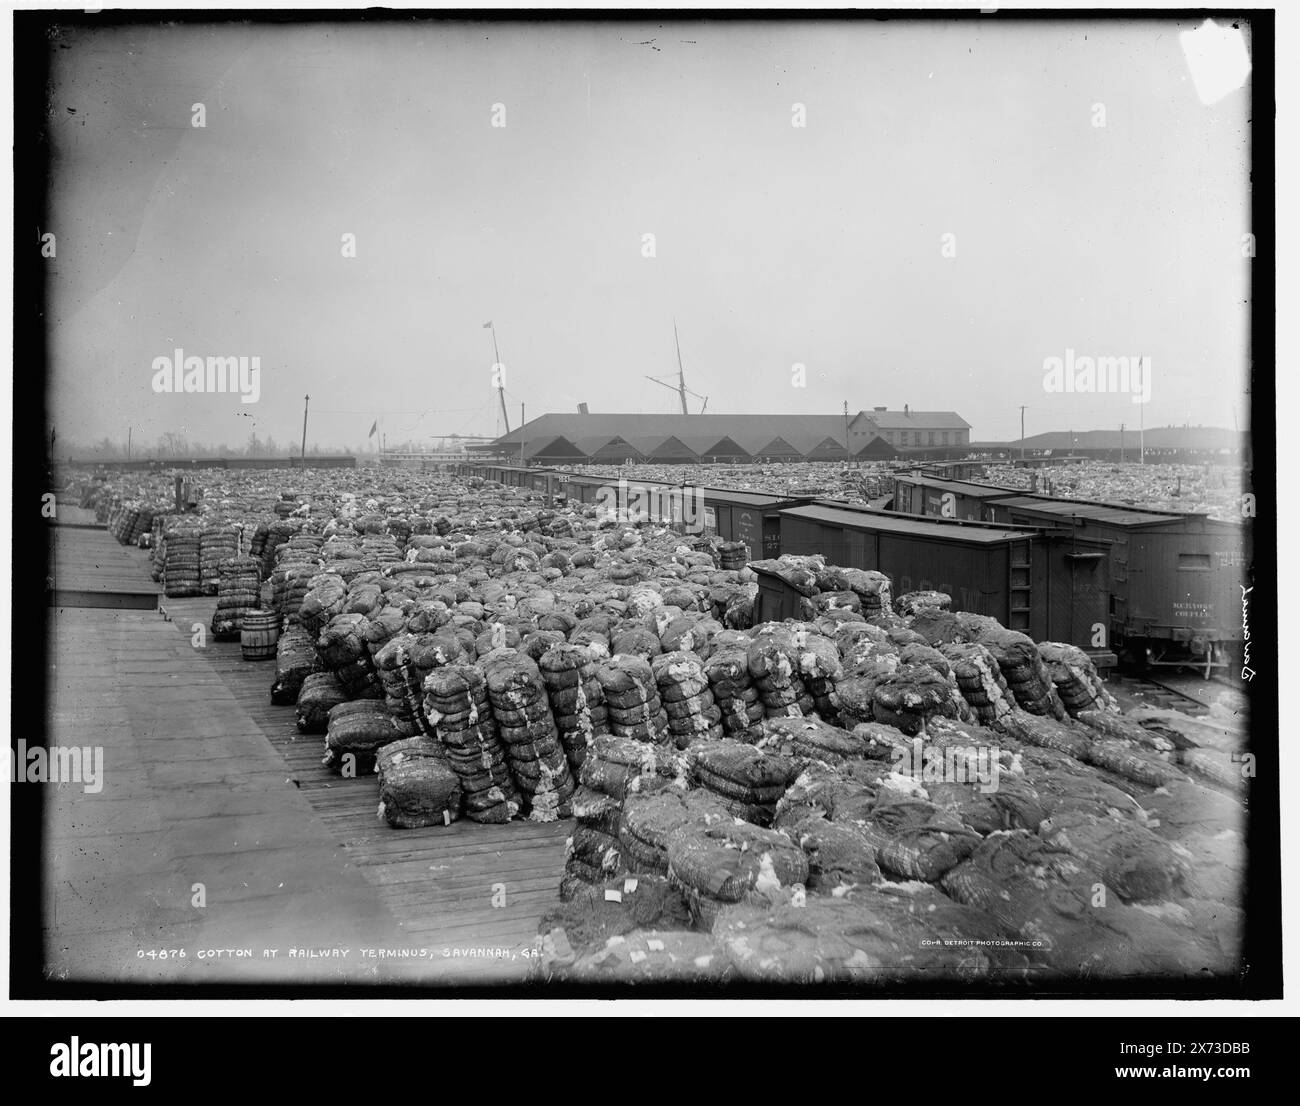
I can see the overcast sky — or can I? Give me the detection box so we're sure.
[44,17,1252,451]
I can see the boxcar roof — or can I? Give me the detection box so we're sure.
[989,495,1187,526]
[895,474,1018,498]
[780,504,1039,544]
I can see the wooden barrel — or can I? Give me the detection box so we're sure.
[240,609,280,661]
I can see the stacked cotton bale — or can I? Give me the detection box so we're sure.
[162,523,203,597]
[897,642,972,723]
[687,738,799,826]
[703,645,764,741]
[841,568,893,622]
[538,643,608,775]
[869,664,961,735]
[1037,642,1119,716]
[374,633,430,737]
[271,625,320,705]
[658,614,719,656]
[794,630,843,723]
[748,626,811,719]
[272,562,319,624]
[149,517,169,582]
[295,572,346,638]
[199,525,240,594]
[248,522,270,564]
[316,613,382,699]
[563,736,664,897]
[772,760,880,832]
[651,650,723,749]
[296,672,348,733]
[210,556,263,640]
[596,654,669,743]
[482,651,575,821]
[423,664,520,824]
[717,541,749,571]
[756,715,874,768]
[261,519,303,577]
[852,791,983,882]
[323,700,400,775]
[618,788,731,877]
[375,736,461,829]
[941,642,1016,726]
[665,820,809,929]
[835,633,902,727]
[894,590,951,617]
[361,607,411,678]
[978,628,1068,719]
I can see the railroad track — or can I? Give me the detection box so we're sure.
[1106,670,1240,716]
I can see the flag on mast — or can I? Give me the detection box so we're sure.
[368,420,378,438]
[482,321,493,329]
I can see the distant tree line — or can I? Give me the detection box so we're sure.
[60,433,360,459]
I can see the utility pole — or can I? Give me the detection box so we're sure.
[301,394,310,467]
[1019,406,1026,463]
[1120,422,1125,464]
[843,401,851,466]
[520,402,525,467]
[1139,397,1145,465]
[127,426,132,461]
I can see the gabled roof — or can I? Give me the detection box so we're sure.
[525,435,584,459]
[752,436,804,457]
[857,410,972,430]
[572,434,642,460]
[627,435,699,460]
[804,436,851,459]
[678,435,751,457]
[495,411,969,456]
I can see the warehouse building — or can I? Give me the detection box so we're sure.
[485,409,970,464]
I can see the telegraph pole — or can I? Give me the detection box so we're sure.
[301,394,310,467]
[520,402,526,467]
[127,426,132,461]
[843,401,851,466]
[1019,406,1027,462]
[1120,422,1125,464]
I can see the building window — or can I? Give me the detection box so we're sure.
[928,432,935,446]
[913,432,921,447]
[941,431,949,445]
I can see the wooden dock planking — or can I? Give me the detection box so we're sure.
[49,524,159,609]
[155,582,571,979]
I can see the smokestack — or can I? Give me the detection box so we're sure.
[578,402,589,415]
[904,404,909,417]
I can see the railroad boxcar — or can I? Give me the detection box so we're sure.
[983,493,1249,674]
[892,473,1016,522]
[778,503,1112,651]
[698,488,813,559]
